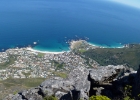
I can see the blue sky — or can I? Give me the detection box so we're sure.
[112,0,140,9]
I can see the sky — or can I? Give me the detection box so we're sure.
[112,0,140,9]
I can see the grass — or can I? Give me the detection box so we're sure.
[2,82,16,88]
[0,78,46,100]
[22,72,31,78]
[79,49,86,53]
[1,78,46,87]
[37,53,45,58]
[0,55,16,69]
[53,72,68,78]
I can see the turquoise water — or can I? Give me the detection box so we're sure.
[0,0,140,52]
[89,42,124,48]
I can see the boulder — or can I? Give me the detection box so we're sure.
[40,67,90,100]
[89,65,125,84]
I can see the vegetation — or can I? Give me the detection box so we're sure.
[52,60,65,70]
[1,78,46,87]
[44,95,58,100]
[124,85,132,97]
[37,53,45,58]
[121,85,134,100]
[22,72,31,78]
[0,55,16,69]
[138,94,140,98]
[89,95,111,100]
[123,96,134,100]
[53,72,67,78]
[79,49,86,53]
[79,44,140,70]
[0,78,46,99]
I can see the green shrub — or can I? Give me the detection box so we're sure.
[124,85,132,97]
[123,96,134,100]
[89,95,111,100]
[138,94,140,98]
[44,95,58,100]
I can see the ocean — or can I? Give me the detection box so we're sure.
[0,0,140,52]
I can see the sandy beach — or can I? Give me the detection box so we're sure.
[25,40,124,55]
[26,47,66,54]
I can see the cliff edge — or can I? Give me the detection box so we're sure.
[4,65,138,100]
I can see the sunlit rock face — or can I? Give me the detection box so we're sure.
[89,65,125,84]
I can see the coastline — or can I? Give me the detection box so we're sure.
[26,47,67,54]
[88,42,125,48]
[27,43,124,55]
[0,40,126,53]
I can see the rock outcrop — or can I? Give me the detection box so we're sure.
[133,66,140,100]
[4,65,137,100]
[89,65,125,84]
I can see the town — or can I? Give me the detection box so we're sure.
[0,46,98,80]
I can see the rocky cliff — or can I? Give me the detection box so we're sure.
[4,65,138,100]
[133,65,140,100]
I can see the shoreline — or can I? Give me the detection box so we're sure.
[88,42,125,48]
[0,40,126,53]
[26,47,68,54]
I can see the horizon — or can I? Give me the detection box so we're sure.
[111,0,140,9]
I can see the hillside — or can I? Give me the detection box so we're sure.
[76,44,140,70]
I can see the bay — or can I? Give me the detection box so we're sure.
[0,0,140,51]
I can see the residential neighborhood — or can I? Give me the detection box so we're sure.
[0,47,98,80]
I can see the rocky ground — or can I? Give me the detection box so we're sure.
[3,64,140,100]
